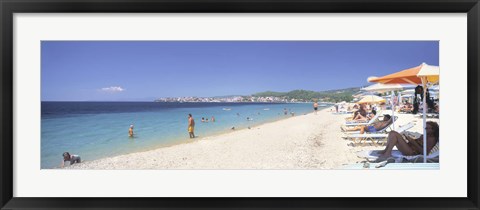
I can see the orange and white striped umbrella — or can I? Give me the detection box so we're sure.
[368,63,439,85]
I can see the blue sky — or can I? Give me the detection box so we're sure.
[41,41,439,101]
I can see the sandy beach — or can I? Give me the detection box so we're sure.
[66,108,438,170]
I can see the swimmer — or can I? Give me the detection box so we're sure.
[129,124,134,137]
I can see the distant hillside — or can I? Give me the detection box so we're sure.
[253,87,361,103]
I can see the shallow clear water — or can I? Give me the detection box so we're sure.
[41,102,329,169]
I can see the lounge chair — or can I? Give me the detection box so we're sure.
[391,143,440,163]
[342,116,400,134]
[356,142,440,162]
[344,122,415,147]
[417,113,440,118]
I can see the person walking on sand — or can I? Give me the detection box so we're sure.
[128,124,134,137]
[188,114,195,138]
[313,101,319,114]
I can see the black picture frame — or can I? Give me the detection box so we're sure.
[1,0,479,209]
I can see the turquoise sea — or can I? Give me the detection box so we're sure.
[41,102,329,169]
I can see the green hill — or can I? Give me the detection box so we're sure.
[253,87,360,103]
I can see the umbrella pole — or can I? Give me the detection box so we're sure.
[390,90,395,130]
[422,79,427,163]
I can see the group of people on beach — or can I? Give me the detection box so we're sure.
[59,98,439,168]
[398,86,440,115]
[60,113,198,168]
[341,101,439,163]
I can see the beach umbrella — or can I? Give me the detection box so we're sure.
[403,88,437,100]
[369,63,439,163]
[362,83,408,130]
[362,83,404,93]
[357,95,386,104]
[369,63,438,85]
[402,89,415,94]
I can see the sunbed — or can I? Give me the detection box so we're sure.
[417,113,440,118]
[391,143,439,163]
[344,122,415,147]
[356,142,440,162]
[342,116,400,134]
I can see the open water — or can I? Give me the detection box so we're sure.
[41,102,329,169]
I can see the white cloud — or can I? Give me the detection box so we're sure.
[100,86,125,93]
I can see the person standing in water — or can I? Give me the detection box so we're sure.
[188,114,195,138]
[128,124,134,137]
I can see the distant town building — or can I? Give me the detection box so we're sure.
[154,96,308,103]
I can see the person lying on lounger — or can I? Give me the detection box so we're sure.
[341,114,392,134]
[345,109,377,123]
[352,104,368,121]
[400,102,414,113]
[376,121,439,161]
[345,104,368,121]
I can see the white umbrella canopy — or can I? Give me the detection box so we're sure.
[402,87,437,95]
[402,89,415,94]
[362,83,413,130]
[417,63,440,83]
[362,83,404,93]
[354,92,377,98]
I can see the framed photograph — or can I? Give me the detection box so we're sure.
[1,0,478,209]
